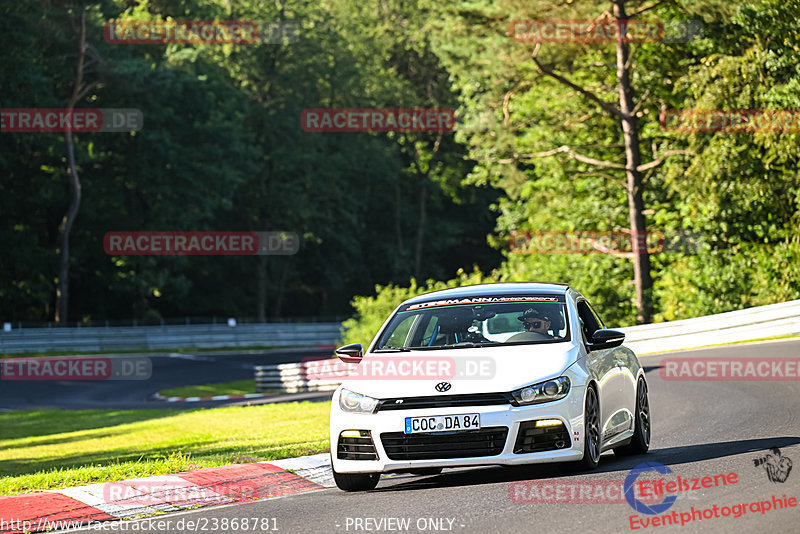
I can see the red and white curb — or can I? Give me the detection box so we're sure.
[0,455,334,534]
[269,453,336,488]
[151,392,268,403]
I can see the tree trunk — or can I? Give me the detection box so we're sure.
[411,133,443,279]
[55,133,81,324]
[272,258,289,317]
[413,175,428,278]
[394,178,406,273]
[256,254,268,322]
[614,0,652,324]
[55,12,96,324]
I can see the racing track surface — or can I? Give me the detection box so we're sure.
[0,348,333,410]
[68,338,800,534]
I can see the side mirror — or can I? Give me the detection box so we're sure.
[335,343,364,363]
[587,329,625,351]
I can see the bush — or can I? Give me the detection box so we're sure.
[339,267,499,347]
[339,241,800,347]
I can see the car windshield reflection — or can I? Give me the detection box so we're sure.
[374,296,571,351]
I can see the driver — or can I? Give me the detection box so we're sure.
[518,308,553,337]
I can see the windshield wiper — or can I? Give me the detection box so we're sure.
[432,342,495,349]
[374,342,495,351]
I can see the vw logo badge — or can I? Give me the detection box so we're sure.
[435,382,452,392]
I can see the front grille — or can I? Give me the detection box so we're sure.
[337,431,379,460]
[513,420,571,453]
[380,427,508,460]
[377,393,513,412]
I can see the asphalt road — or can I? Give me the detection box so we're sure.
[68,338,800,534]
[0,348,333,410]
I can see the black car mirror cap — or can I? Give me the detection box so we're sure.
[587,329,625,351]
[335,343,364,363]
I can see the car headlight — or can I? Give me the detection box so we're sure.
[339,389,379,414]
[511,376,570,405]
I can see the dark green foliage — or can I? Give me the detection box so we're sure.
[1,0,797,328]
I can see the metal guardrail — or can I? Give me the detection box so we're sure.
[253,299,800,393]
[255,359,348,393]
[619,299,800,354]
[0,323,342,353]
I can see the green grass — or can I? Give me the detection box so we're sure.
[159,379,261,398]
[0,402,331,496]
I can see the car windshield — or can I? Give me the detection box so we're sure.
[374,295,570,350]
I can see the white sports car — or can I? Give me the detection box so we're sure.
[329,282,650,491]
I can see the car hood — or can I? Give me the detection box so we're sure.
[339,342,580,399]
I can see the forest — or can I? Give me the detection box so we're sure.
[1,0,798,331]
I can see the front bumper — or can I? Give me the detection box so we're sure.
[330,385,587,474]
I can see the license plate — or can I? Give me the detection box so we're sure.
[404,414,480,434]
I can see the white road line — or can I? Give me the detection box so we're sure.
[166,353,216,361]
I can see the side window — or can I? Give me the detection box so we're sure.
[576,301,602,343]
[587,303,607,330]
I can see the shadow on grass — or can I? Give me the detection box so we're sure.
[0,441,220,476]
[0,408,183,441]
[1,430,144,451]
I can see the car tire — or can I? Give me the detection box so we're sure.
[576,385,601,470]
[614,377,650,456]
[331,457,380,491]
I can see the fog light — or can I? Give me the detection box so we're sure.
[340,430,362,438]
[535,419,563,427]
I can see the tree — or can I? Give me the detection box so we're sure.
[425,0,701,324]
[55,10,102,324]
[653,0,800,318]
[508,1,693,323]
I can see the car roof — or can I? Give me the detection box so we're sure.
[402,282,569,305]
